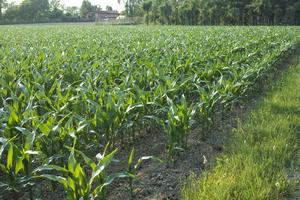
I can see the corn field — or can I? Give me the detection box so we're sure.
[0,26,299,199]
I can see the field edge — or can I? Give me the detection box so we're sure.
[181,51,300,200]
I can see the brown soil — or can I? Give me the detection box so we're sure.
[106,104,255,200]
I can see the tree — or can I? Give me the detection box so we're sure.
[3,0,300,25]
[2,3,18,21]
[159,1,172,24]
[80,0,94,18]
[49,0,63,18]
[64,6,79,17]
[142,1,152,25]
[0,0,7,19]
[49,0,61,11]
[106,5,113,11]
[124,0,143,17]
[18,0,50,20]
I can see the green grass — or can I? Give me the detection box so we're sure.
[182,56,300,199]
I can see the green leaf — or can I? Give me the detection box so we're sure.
[125,104,144,114]
[25,150,40,155]
[135,156,163,169]
[7,143,14,170]
[0,138,8,159]
[38,124,51,136]
[90,148,118,185]
[33,165,69,174]
[8,109,19,125]
[0,136,16,160]
[0,182,9,188]
[68,149,77,174]
[77,123,89,133]
[0,164,8,174]
[15,156,24,174]
[93,173,130,197]
[0,181,20,192]
[24,131,35,150]
[35,174,67,186]
[15,127,31,136]
[127,147,134,172]
[70,147,96,169]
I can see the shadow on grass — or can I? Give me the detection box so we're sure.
[270,103,300,115]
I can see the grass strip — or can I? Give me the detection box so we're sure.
[182,56,300,200]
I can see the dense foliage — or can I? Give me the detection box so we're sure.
[125,0,300,25]
[0,26,299,199]
[1,0,300,25]
[0,0,102,24]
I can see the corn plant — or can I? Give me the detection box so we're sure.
[0,130,38,199]
[165,95,196,156]
[34,141,130,200]
[0,25,299,198]
[126,147,163,198]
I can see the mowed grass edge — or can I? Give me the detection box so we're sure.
[182,55,300,199]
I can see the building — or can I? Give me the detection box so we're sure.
[87,11,119,21]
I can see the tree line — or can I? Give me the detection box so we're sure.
[0,0,115,23]
[0,0,299,25]
[124,0,300,25]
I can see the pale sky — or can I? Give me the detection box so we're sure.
[8,0,125,11]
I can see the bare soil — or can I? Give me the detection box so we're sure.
[106,104,256,200]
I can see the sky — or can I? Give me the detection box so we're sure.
[7,0,125,11]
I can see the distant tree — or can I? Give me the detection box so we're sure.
[49,0,63,18]
[2,0,300,25]
[0,0,7,19]
[120,10,126,15]
[49,0,60,11]
[2,3,18,21]
[125,0,143,17]
[64,6,79,17]
[159,1,172,24]
[18,0,50,20]
[80,0,100,18]
[80,0,94,18]
[34,0,50,18]
[106,5,113,11]
[142,1,152,25]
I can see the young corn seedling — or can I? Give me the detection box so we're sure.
[0,129,39,200]
[196,87,220,131]
[34,141,130,200]
[165,95,196,156]
[126,147,163,198]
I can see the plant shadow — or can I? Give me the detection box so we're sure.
[270,103,300,116]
